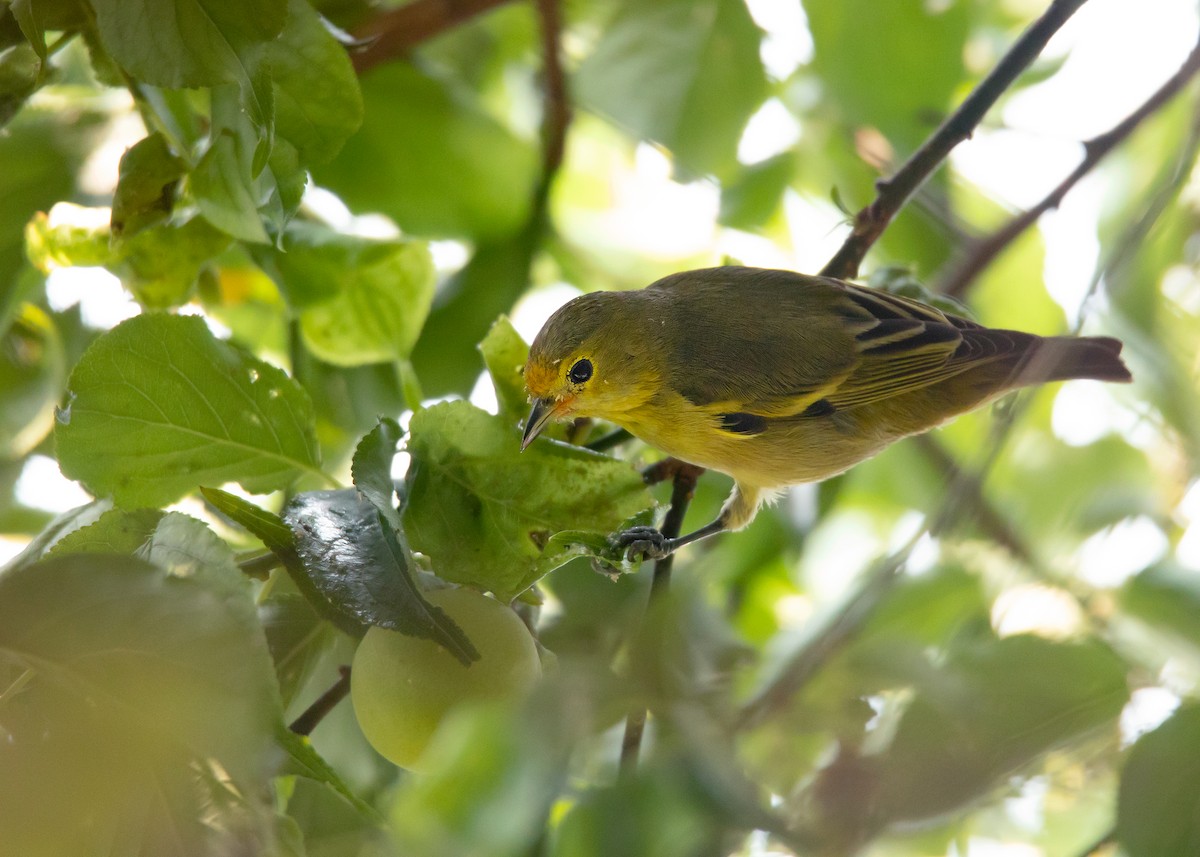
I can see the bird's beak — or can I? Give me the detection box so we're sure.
[521,397,557,451]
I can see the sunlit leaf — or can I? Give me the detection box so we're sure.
[56,313,323,507]
[265,221,435,366]
[403,401,653,601]
[576,0,766,178]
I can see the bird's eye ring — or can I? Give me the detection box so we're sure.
[568,358,593,385]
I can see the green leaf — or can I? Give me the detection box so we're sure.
[260,586,335,705]
[1117,704,1200,857]
[277,726,381,821]
[411,227,538,396]
[718,152,794,230]
[1,100,106,321]
[0,41,39,126]
[283,488,478,664]
[479,314,532,424]
[46,506,165,556]
[46,508,250,601]
[0,553,281,857]
[109,216,232,308]
[192,126,272,244]
[350,416,405,532]
[199,485,365,641]
[0,302,64,458]
[111,132,185,238]
[314,62,538,239]
[24,205,113,271]
[56,313,323,507]
[876,635,1128,823]
[266,0,363,165]
[803,0,969,150]
[403,401,653,601]
[1121,562,1200,655]
[575,0,767,178]
[89,0,286,88]
[266,221,435,366]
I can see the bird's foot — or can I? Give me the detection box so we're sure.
[609,525,675,561]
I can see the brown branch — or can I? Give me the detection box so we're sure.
[289,666,352,736]
[938,34,1200,297]
[820,0,1090,281]
[352,0,518,74]
[534,0,569,188]
[618,463,703,779]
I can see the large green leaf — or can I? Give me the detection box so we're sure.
[479,314,533,425]
[89,0,286,88]
[266,221,435,367]
[802,0,969,151]
[876,635,1128,823]
[266,0,363,165]
[314,62,538,239]
[575,0,766,178]
[1117,704,1200,857]
[56,313,323,507]
[402,401,653,601]
[0,553,281,857]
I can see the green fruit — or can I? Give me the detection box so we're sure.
[350,587,541,770]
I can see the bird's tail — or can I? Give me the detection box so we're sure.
[1017,335,1132,385]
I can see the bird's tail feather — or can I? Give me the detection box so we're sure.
[1018,335,1132,385]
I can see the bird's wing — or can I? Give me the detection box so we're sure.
[650,269,1014,417]
[648,268,862,416]
[821,283,974,410]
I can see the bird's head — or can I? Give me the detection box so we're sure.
[521,291,658,450]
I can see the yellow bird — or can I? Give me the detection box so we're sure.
[521,266,1131,559]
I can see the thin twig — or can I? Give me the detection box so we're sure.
[939,33,1200,298]
[820,0,1090,280]
[352,0,518,74]
[618,463,703,779]
[289,666,352,736]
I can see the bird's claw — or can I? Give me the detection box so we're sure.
[609,525,674,561]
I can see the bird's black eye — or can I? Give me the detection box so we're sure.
[568,358,593,385]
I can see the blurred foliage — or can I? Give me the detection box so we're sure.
[0,0,1199,855]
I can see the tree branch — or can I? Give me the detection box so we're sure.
[352,0,518,74]
[820,0,1090,280]
[938,33,1200,297]
[534,0,570,190]
[619,462,703,778]
[289,666,352,736]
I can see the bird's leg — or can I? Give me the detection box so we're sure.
[612,476,763,561]
[611,517,727,560]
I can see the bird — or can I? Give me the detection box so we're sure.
[520,266,1132,559]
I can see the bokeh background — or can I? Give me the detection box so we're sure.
[2,0,1200,855]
